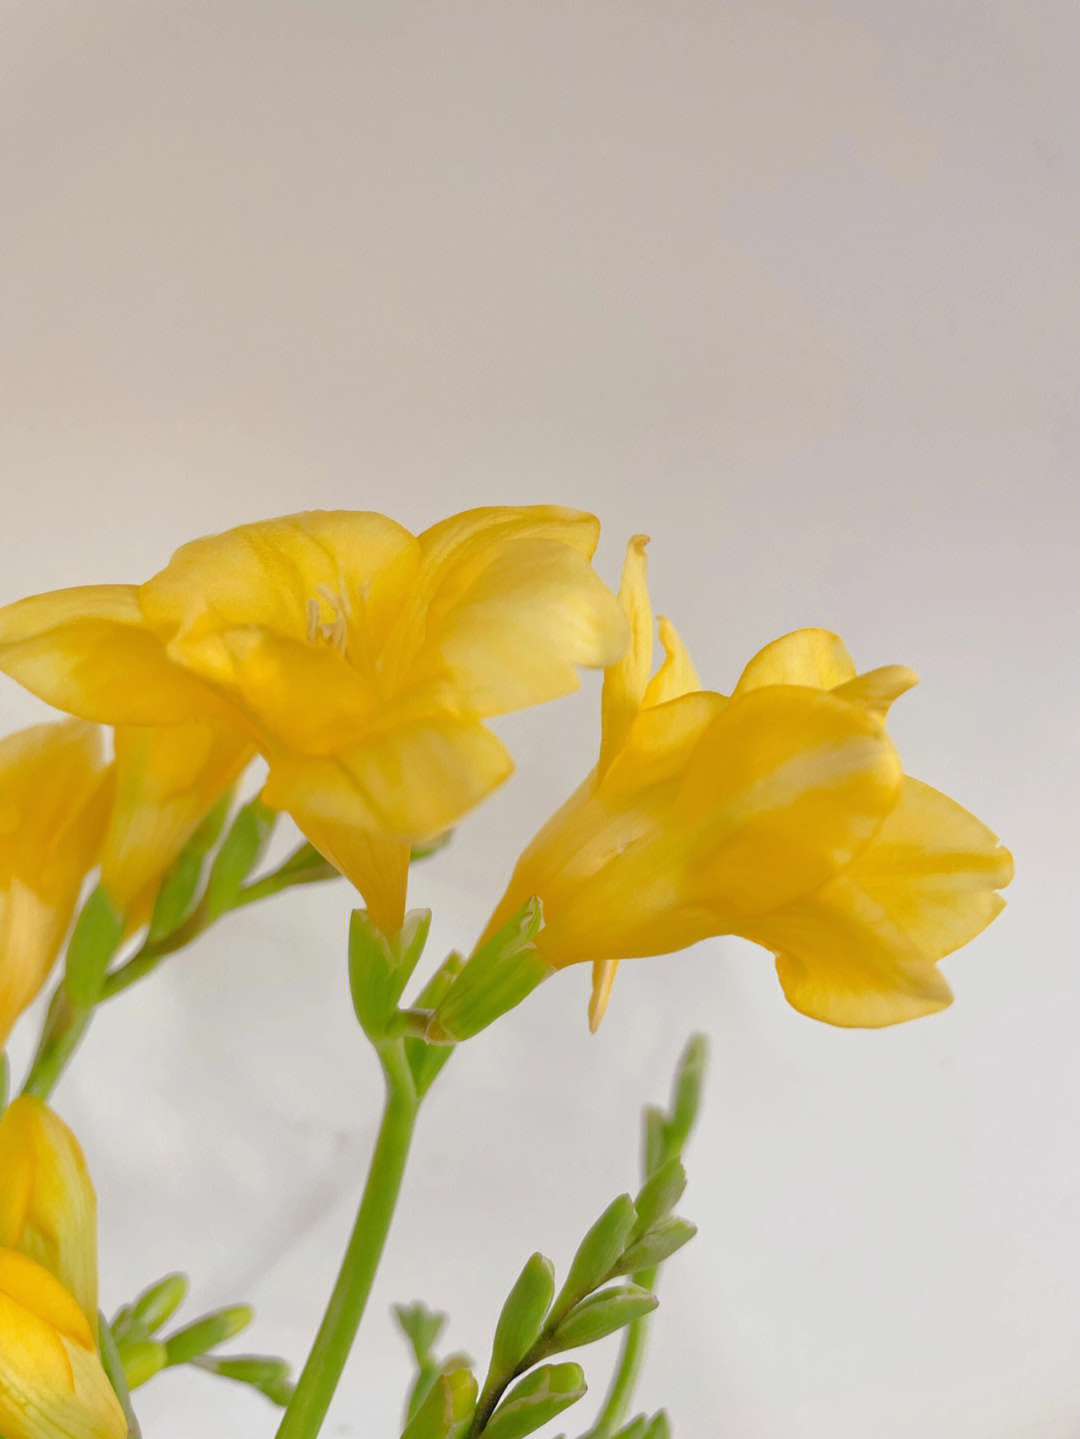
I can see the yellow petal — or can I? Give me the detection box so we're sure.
[678,686,902,918]
[0,1100,99,1335]
[831,665,919,721]
[0,585,234,726]
[844,776,1014,960]
[733,629,857,693]
[0,1253,125,1439]
[599,536,653,773]
[640,616,702,709]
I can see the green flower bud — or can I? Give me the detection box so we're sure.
[194,1353,294,1406]
[64,886,125,1006]
[400,1364,477,1439]
[545,1285,657,1355]
[550,1195,637,1322]
[202,798,277,917]
[486,1253,555,1385]
[427,899,550,1043]
[483,1363,586,1439]
[163,1303,253,1366]
[611,1218,697,1276]
[640,1412,671,1439]
[630,1158,686,1242]
[349,907,432,1039]
[118,1337,168,1389]
[128,1272,189,1334]
[665,1034,708,1154]
[642,1105,667,1178]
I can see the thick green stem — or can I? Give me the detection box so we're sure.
[274,1041,419,1439]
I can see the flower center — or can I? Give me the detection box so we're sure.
[306,586,349,656]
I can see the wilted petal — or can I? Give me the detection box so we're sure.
[0,585,234,726]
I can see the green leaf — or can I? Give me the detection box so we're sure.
[610,1218,697,1276]
[163,1304,253,1366]
[400,1365,477,1439]
[427,899,549,1043]
[550,1195,638,1323]
[202,798,277,917]
[64,886,125,1006]
[630,1159,686,1242]
[349,908,432,1039]
[485,1253,555,1388]
[545,1285,657,1355]
[127,1273,189,1335]
[482,1363,586,1439]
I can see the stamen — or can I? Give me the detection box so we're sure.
[306,586,349,656]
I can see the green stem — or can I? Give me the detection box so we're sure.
[578,1264,658,1439]
[20,991,93,1101]
[274,1041,419,1439]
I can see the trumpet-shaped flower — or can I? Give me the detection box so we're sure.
[0,722,112,1045]
[482,538,1013,1029]
[0,1098,100,1335]
[0,508,628,931]
[0,1249,127,1439]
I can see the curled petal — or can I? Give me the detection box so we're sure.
[599,536,653,773]
[641,616,702,710]
[734,629,857,694]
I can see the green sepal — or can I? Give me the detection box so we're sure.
[405,954,463,1096]
[485,1252,555,1389]
[550,1195,637,1323]
[400,1364,477,1439]
[544,1285,657,1355]
[201,798,277,918]
[191,1353,294,1406]
[162,1304,253,1366]
[349,908,432,1040]
[410,831,453,862]
[64,886,126,1006]
[482,1363,586,1439]
[629,1159,686,1242]
[145,793,233,940]
[117,1338,168,1389]
[610,1218,697,1276]
[426,899,550,1043]
[612,1413,670,1439]
[126,1273,189,1335]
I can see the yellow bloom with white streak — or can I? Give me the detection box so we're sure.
[0,1249,126,1439]
[0,508,628,932]
[0,1098,100,1336]
[0,722,112,1045]
[482,538,1013,1029]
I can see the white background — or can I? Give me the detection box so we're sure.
[2,4,1078,1436]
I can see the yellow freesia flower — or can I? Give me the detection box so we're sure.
[0,1098,100,1336]
[0,1249,127,1439]
[0,508,628,932]
[100,723,252,929]
[0,721,112,1045]
[482,538,1013,1030]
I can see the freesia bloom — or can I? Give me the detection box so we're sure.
[482,538,1013,1029]
[0,1098,101,1335]
[0,508,628,931]
[0,1249,127,1439]
[0,721,112,1045]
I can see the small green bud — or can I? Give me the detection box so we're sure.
[427,899,550,1043]
[400,1365,477,1439]
[642,1105,667,1178]
[545,1285,657,1355]
[665,1034,708,1154]
[640,1411,671,1439]
[64,886,125,1005]
[193,1353,294,1406]
[611,1218,697,1276]
[550,1195,637,1322]
[349,907,432,1038]
[483,1363,587,1439]
[610,1420,649,1439]
[202,798,277,917]
[163,1304,253,1366]
[486,1253,555,1385]
[394,1302,449,1364]
[128,1272,189,1334]
[630,1158,686,1242]
[118,1338,168,1389]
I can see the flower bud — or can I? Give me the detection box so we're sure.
[482,1362,586,1439]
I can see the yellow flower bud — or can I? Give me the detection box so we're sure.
[0,1098,100,1334]
[483,540,1013,1030]
[0,508,628,934]
[0,1248,127,1439]
[0,721,112,1045]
